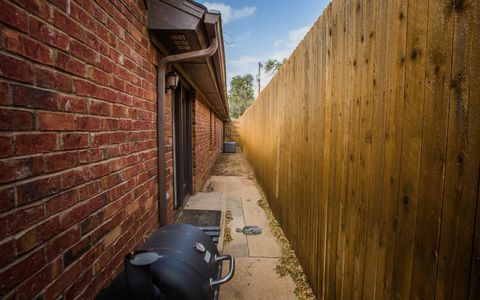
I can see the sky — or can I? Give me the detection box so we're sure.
[200,0,331,95]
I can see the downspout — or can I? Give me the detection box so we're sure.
[157,38,218,226]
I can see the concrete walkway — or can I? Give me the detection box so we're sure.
[185,150,297,299]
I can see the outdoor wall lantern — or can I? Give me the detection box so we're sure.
[166,71,179,91]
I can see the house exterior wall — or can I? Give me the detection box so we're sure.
[192,94,223,193]
[0,0,181,298]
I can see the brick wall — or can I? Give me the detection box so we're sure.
[192,94,223,193]
[0,0,175,298]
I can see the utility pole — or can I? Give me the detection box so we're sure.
[257,62,262,95]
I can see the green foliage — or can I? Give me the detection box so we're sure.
[263,58,286,75]
[228,74,255,119]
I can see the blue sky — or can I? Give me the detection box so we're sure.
[200,0,330,94]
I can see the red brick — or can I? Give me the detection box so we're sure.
[92,132,110,147]
[112,104,127,118]
[53,9,84,41]
[11,84,57,110]
[0,135,13,158]
[73,78,96,96]
[104,193,131,219]
[64,265,93,299]
[60,202,91,230]
[44,151,79,173]
[89,162,110,179]
[82,0,108,24]
[0,81,9,105]
[70,1,96,31]
[111,132,128,144]
[111,75,125,91]
[62,167,91,190]
[76,115,101,131]
[0,247,47,296]
[0,187,15,213]
[88,67,110,86]
[0,108,34,130]
[3,28,54,65]
[79,148,103,163]
[80,210,104,235]
[16,175,62,205]
[47,189,79,215]
[62,133,89,149]
[91,212,124,245]
[0,0,28,32]
[71,40,97,65]
[90,100,112,116]
[0,239,15,268]
[14,0,50,19]
[15,133,58,155]
[0,157,34,183]
[97,55,115,73]
[60,193,106,230]
[16,258,63,300]
[0,203,46,239]
[55,51,87,77]
[29,16,69,50]
[38,112,75,130]
[0,53,33,83]
[117,93,133,106]
[49,0,69,11]
[102,173,121,189]
[44,260,82,300]
[46,225,81,261]
[78,180,102,201]
[93,244,114,273]
[15,216,61,254]
[102,118,119,130]
[57,94,88,113]
[34,67,73,92]
[63,235,92,267]
[85,31,109,54]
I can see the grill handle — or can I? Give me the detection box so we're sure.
[210,255,235,287]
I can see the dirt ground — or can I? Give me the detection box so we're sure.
[210,148,253,177]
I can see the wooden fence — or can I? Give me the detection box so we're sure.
[238,0,480,298]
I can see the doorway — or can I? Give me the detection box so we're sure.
[173,81,193,210]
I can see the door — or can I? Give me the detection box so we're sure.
[173,82,193,210]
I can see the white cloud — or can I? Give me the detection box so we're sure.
[254,26,310,91]
[273,26,311,55]
[203,2,256,24]
[230,55,259,67]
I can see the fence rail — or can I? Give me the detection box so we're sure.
[238,0,480,298]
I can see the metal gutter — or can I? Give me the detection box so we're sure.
[157,38,218,226]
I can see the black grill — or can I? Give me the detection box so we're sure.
[176,210,221,245]
[96,224,234,300]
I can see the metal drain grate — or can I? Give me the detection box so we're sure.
[176,209,221,245]
[176,209,221,227]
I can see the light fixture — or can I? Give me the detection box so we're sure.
[165,71,179,91]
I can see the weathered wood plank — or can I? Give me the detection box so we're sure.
[237,0,480,298]
[436,0,480,298]
[390,0,429,297]
[375,0,408,298]
[408,0,455,298]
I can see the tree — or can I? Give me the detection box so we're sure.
[263,58,286,75]
[228,74,255,119]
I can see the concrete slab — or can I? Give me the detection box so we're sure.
[184,192,226,212]
[219,257,296,300]
[194,152,299,300]
[223,196,248,257]
[205,176,282,258]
